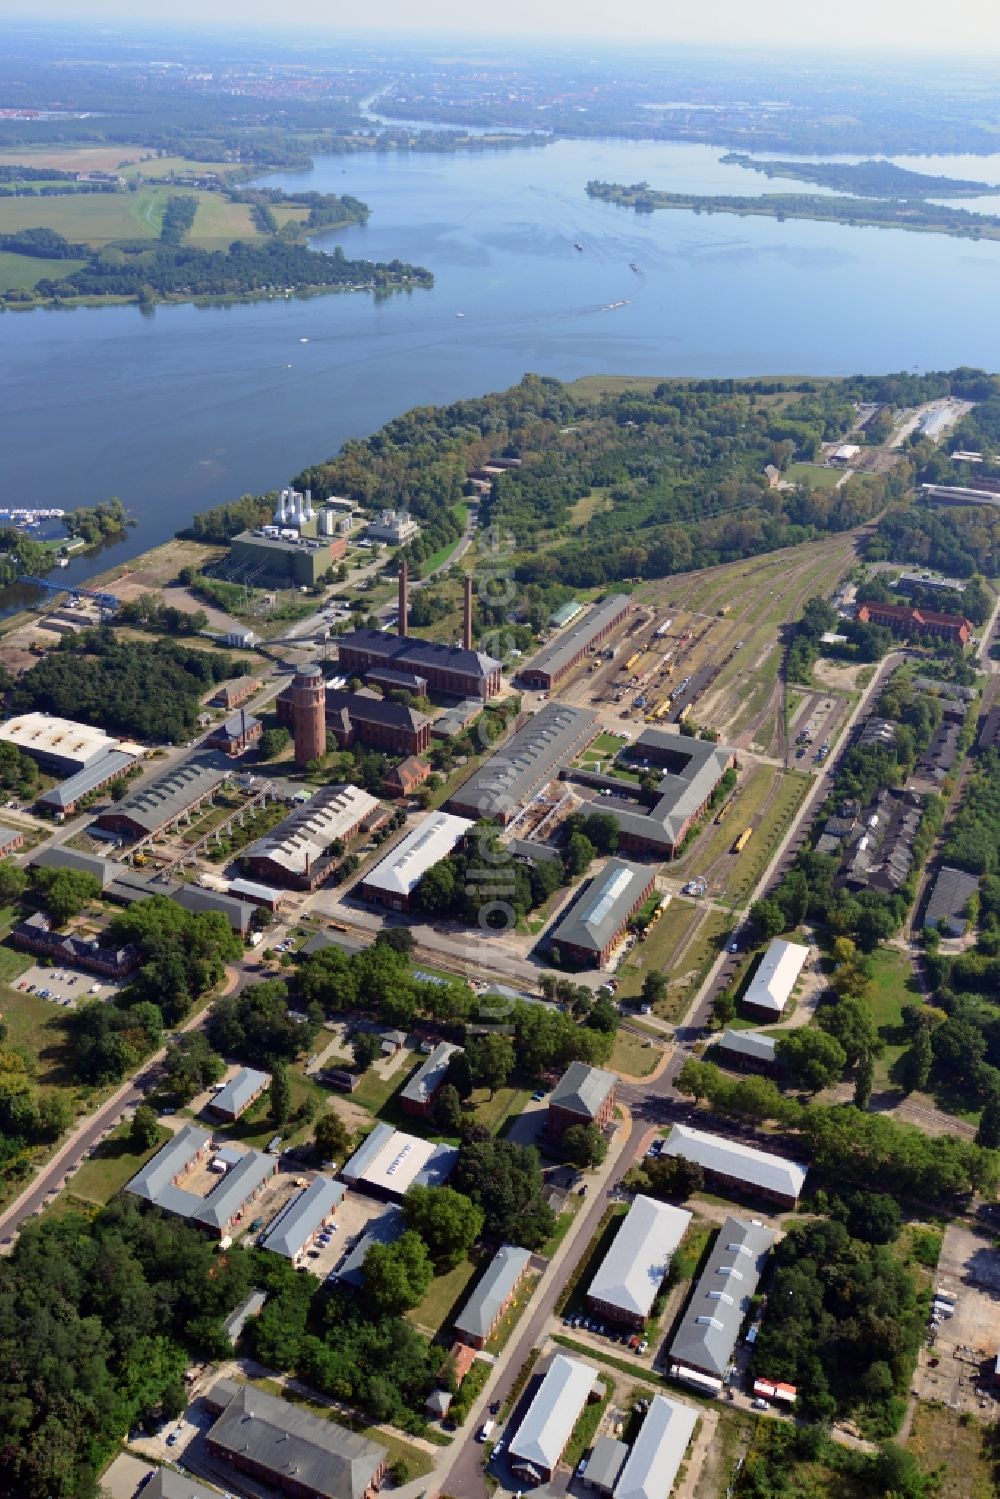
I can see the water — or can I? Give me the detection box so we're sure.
[4,137,1000,602]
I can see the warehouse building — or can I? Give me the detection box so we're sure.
[710,1030,778,1074]
[0,712,126,775]
[206,1067,270,1123]
[94,756,230,841]
[336,631,501,701]
[454,1244,532,1349]
[518,594,632,690]
[400,1041,461,1119]
[509,1354,599,1484]
[547,1060,617,1143]
[740,938,810,1021]
[104,868,255,938]
[614,1395,698,1499]
[30,844,114,887]
[548,858,655,969]
[446,701,599,823]
[587,1196,692,1328]
[36,748,139,817]
[341,1122,458,1199]
[228,528,346,588]
[126,1126,276,1237]
[598,731,737,858]
[205,1381,387,1499]
[668,1216,775,1393]
[241,783,381,891]
[261,1176,346,1260]
[358,811,474,912]
[660,1124,807,1209]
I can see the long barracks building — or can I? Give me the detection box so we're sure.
[518,594,632,691]
[336,630,501,700]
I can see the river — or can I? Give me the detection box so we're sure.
[4,136,1000,598]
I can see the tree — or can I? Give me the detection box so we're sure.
[643,1153,705,1201]
[363,1231,433,1315]
[453,1137,556,1248]
[563,831,595,879]
[208,981,312,1066]
[32,867,102,926]
[376,927,415,955]
[560,1122,607,1169]
[641,971,668,1005]
[776,1029,846,1093]
[467,1034,515,1098]
[976,1093,1000,1149]
[258,726,291,760]
[314,1109,352,1163]
[162,1032,225,1102]
[434,1083,463,1135]
[352,1031,381,1073]
[415,860,457,917]
[749,897,787,942]
[854,1049,875,1111]
[844,1191,901,1245]
[270,1063,291,1124]
[0,863,27,905]
[899,1025,932,1094]
[403,1184,484,1269]
[130,1104,161,1152]
[817,995,882,1067]
[447,1049,474,1101]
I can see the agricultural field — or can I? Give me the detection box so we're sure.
[0,250,87,290]
[0,184,262,251]
[0,144,148,172]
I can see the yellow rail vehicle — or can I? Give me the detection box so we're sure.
[732,826,752,854]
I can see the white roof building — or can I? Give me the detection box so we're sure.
[614,1395,698,1499]
[661,1124,808,1205]
[244,784,380,879]
[0,712,123,772]
[341,1123,458,1198]
[361,811,474,901]
[741,938,809,1017]
[509,1354,598,1480]
[588,1196,691,1323]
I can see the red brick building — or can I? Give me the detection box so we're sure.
[546,1061,617,1143]
[383,755,431,798]
[857,601,972,647]
[276,686,430,757]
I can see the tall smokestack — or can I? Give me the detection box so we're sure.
[398,559,408,637]
[463,574,473,652]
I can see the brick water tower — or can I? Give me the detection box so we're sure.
[291,663,326,768]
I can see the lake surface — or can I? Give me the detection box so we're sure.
[4,137,1000,597]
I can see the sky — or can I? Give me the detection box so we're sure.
[4,0,1000,54]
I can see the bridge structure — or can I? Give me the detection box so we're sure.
[20,576,121,618]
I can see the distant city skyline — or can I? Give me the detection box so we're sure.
[3,0,1000,55]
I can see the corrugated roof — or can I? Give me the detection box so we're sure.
[522,595,631,681]
[210,1067,270,1119]
[713,1030,777,1065]
[614,1394,698,1499]
[36,749,138,810]
[206,1382,386,1499]
[550,858,653,955]
[509,1354,597,1475]
[741,939,809,1016]
[361,811,474,897]
[669,1215,774,1379]
[244,783,380,876]
[662,1124,807,1201]
[99,755,230,836]
[588,1196,691,1321]
[448,701,598,821]
[400,1042,460,1108]
[550,1060,616,1121]
[261,1176,345,1259]
[454,1244,532,1342]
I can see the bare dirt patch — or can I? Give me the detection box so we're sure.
[812,658,866,692]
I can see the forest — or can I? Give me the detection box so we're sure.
[720,153,995,198]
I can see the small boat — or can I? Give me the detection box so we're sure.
[57,557,69,568]
[574,242,584,251]
[299,337,309,343]
[455,312,465,319]
[630,262,641,273]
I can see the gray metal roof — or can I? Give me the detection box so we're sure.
[338,628,500,680]
[171,884,255,932]
[522,594,631,682]
[333,1204,405,1286]
[447,701,598,820]
[454,1244,532,1342]
[30,843,114,887]
[549,1060,616,1121]
[669,1215,775,1380]
[127,1124,212,1204]
[125,1126,274,1231]
[662,1124,807,1202]
[607,733,736,850]
[102,755,230,836]
[206,1382,386,1499]
[413,1142,461,1188]
[211,710,261,740]
[587,1196,691,1321]
[615,1394,698,1499]
[222,1288,268,1344]
[509,1354,597,1476]
[585,1434,628,1491]
[36,749,137,811]
[0,822,21,849]
[341,1121,395,1183]
[210,1067,270,1120]
[192,1148,275,1232]
[550,858,653,956]
[144,1471,225,1499]
[713,1030,777,1065]
[400,1041,460,1108]
[924,865,979,934]
[262,1176,345,1259]
[244,783,380,877]
[741,939,809,1016]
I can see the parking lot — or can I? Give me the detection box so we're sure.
[11,963,118,1008]
[912,1222,1000,1415]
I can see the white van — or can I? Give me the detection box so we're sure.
[478,1421,495,1443]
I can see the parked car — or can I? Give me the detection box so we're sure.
[751,1397,769,1411]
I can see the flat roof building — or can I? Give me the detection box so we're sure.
[547,1060,617,1142]
[661,1124,807,1208]
[95,756,230,841]
[509,1353,598,1484]
[261,1176,346,1260]
[36,748,138,816]
[206,1067,270,1123]
[30,844,114,888]
[587,1196,692,1327]
[333,1204,405,1287]
[454,1244,532,1349]
[615,1395,698,1499]
[125,1125,276,1237]
[549,858,655,969]
[341,1123,458,1199]
[242,783,381,891]
[668,1216,775,1392]
[740,939,809,1020]
[446,701,599,824]
[205,1381,386,1499]
[0,712,124,774]
[228,529,346,588]
[400,1041,461,1118]
[358,811,474,912]
[519,594,632,690]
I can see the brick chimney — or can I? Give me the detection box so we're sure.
[398,559,408,637]
[463,574,473,652]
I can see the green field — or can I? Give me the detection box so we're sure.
[866,947,920,1089]
[406,1255,479,1338]
[784,461,843,489]
[0,982,73,1090]
[0,185,262,257]
[615,898,732,1022]
[609,1030,661,1077]
[70,1118,169,1205]
[0,250,88,290]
